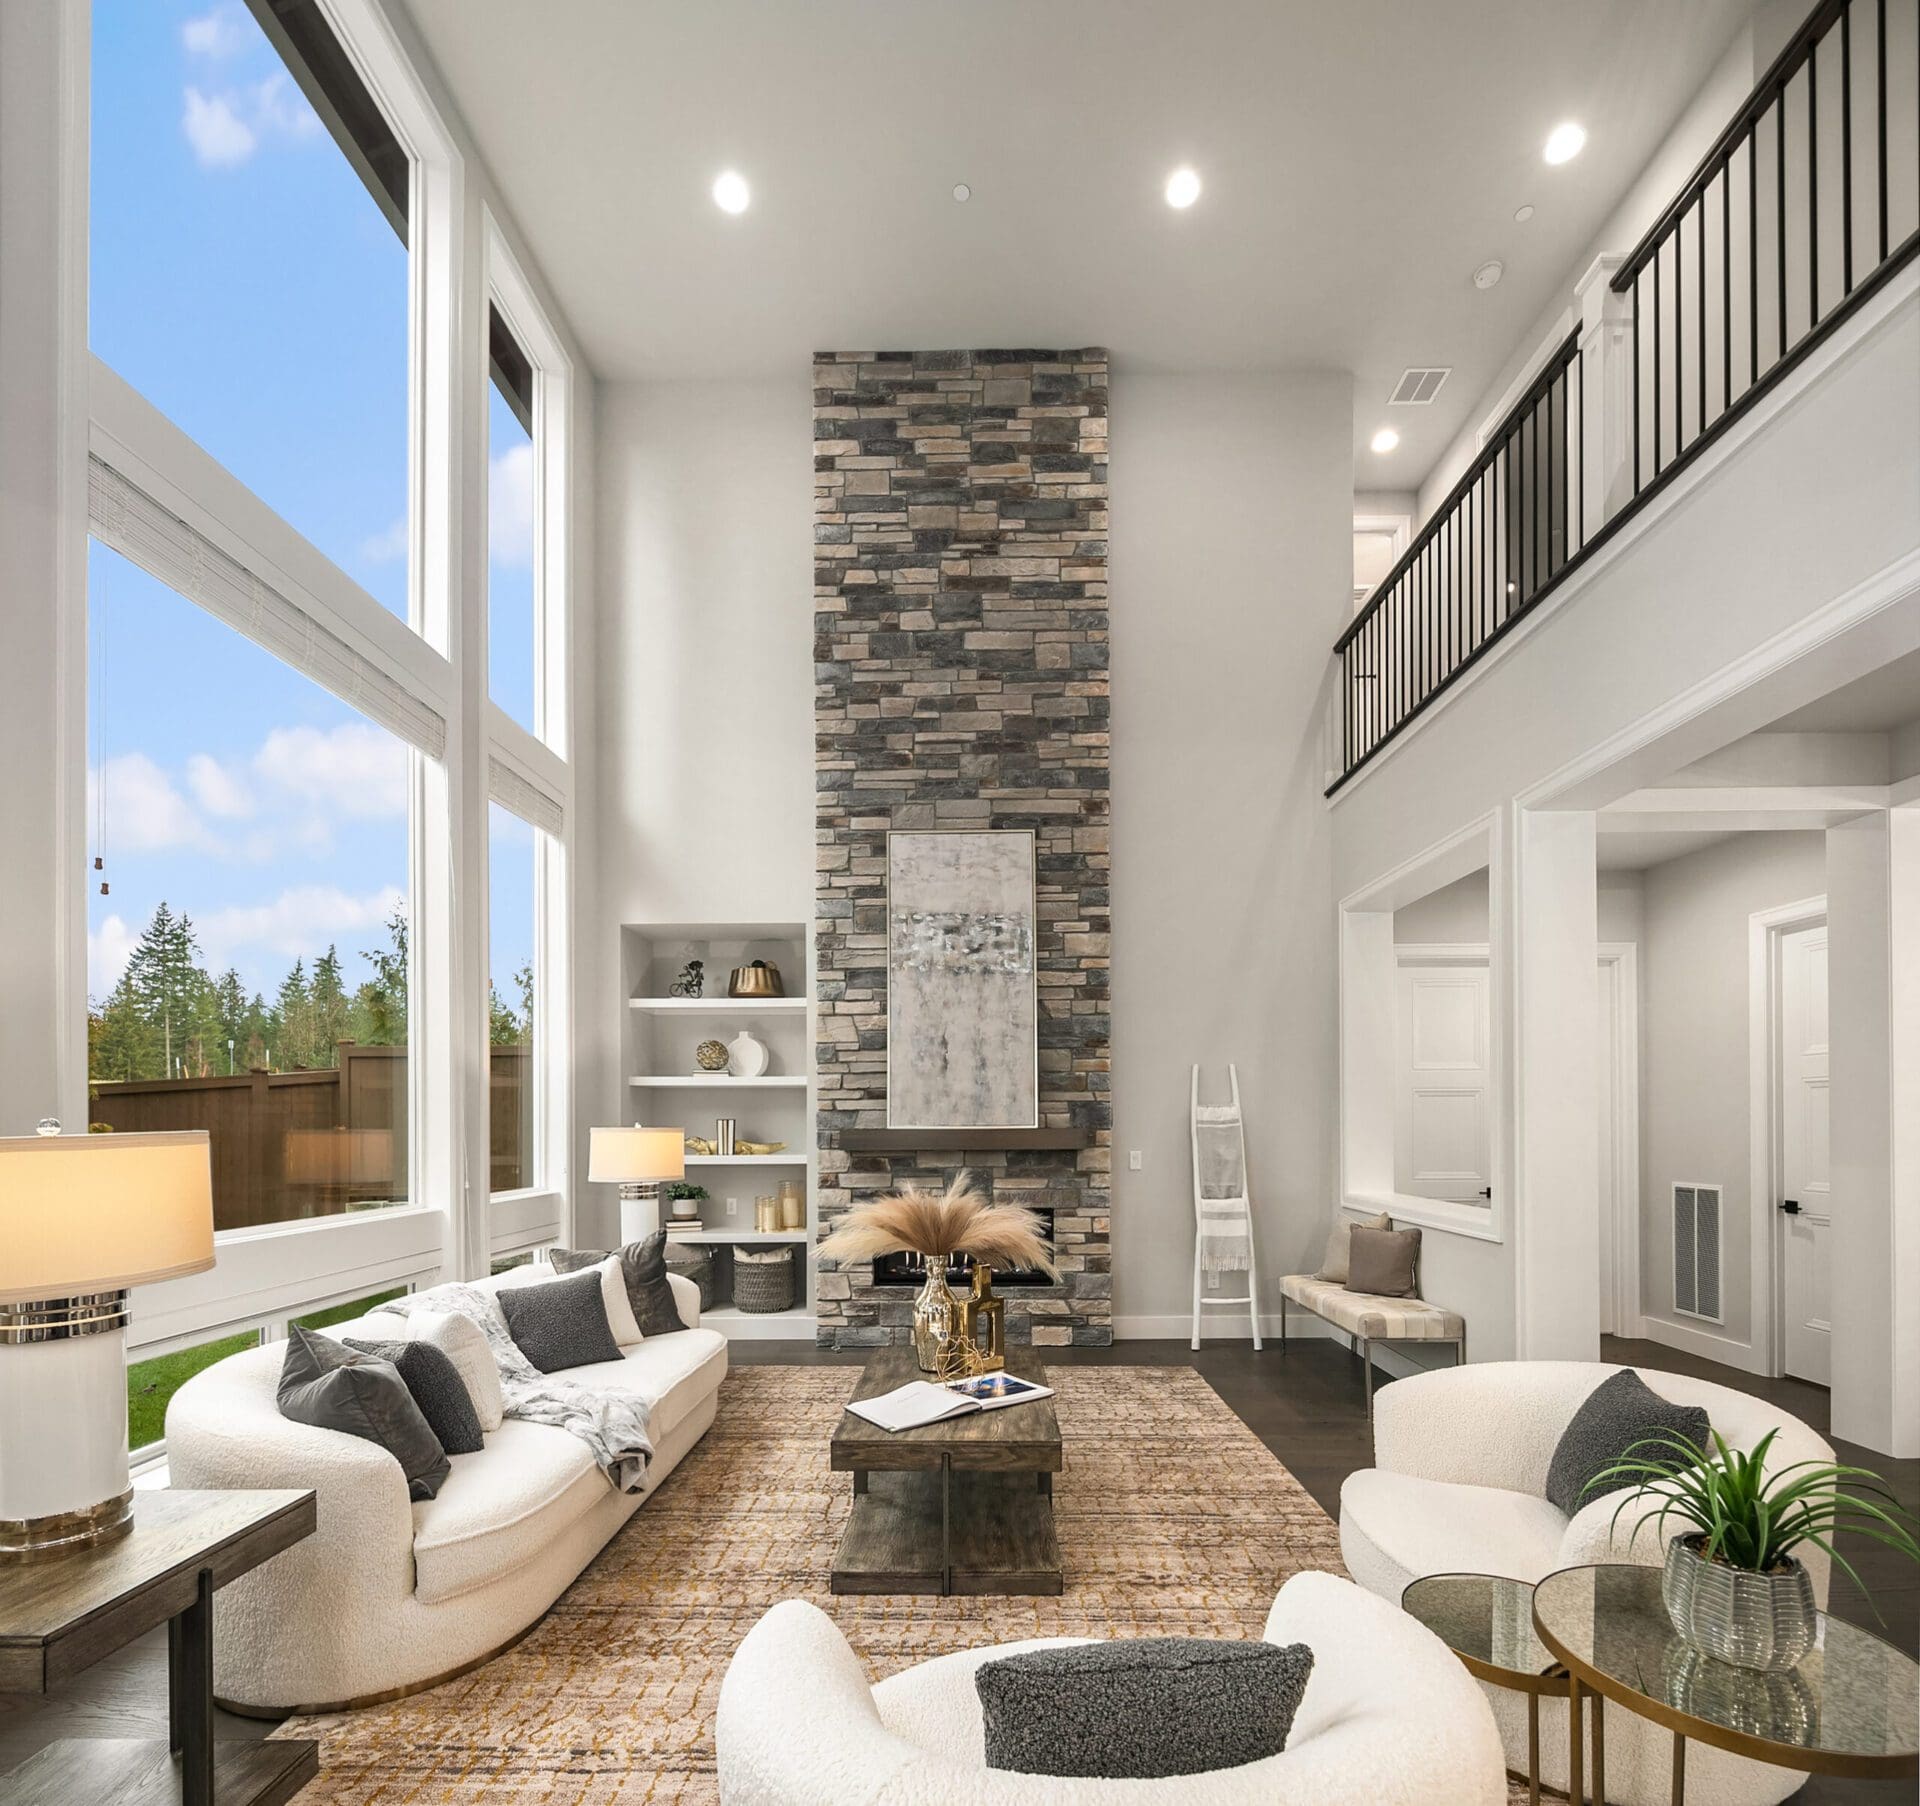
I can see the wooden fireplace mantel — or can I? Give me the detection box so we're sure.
[837,1129,1093,1153]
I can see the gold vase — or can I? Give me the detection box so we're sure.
[960,1264,1006,1371]
[911,1261,959,1374]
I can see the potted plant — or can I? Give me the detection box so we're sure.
[663,1181,709,1225]
[1589,1427,1920,1671]
[816,1172,1056,1374]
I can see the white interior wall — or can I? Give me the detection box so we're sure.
[1639,830,1827,1360]
[1107,370,1353,1334]
[1391,865,1643,944]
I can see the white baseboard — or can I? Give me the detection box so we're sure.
[1636,1314,1769,1377]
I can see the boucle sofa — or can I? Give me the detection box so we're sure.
[167,1262,725,1712]
[716,1571,1507,1805]
[1341,1360,1833,1806]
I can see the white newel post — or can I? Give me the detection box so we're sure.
[1574,254,1635,544]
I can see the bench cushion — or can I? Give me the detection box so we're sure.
[1281,1275,1463,1341]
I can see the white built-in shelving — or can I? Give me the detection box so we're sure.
[620,921,812,1338]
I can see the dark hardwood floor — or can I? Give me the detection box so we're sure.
[3,1335,1911,1803]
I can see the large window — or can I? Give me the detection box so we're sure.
[488,321,538,734]
[89,0,412,619]
[488,800,536,1193]
[86,543,412,1229]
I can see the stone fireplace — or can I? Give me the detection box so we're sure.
[812,348,1112,1349]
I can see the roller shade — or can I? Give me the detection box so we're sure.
[488,753,564,838]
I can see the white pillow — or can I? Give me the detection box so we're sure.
[407,1308,506,1432]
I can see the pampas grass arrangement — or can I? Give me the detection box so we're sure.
[816,1171,1058,1277]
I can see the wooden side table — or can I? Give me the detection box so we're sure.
[0,1487,317,1806]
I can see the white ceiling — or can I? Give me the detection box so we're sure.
[401,0,1756,478]
[1595,829,1738,871]
[1764,646,1920,734]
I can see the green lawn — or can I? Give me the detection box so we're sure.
[290,1287,406,1332]
[127,1331,260,1450]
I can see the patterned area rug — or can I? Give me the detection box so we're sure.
[279,1364,1522,1802]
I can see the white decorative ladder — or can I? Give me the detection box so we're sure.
[1189,1064,1262,1350]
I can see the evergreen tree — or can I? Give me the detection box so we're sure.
[123,905,208,1077]
[310,945,350,1067]
[514,960,535,1041]
[351,908,408,1047]
[88,971,151,1082]
[274,959,316,1070]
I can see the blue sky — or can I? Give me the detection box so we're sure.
[89,0,535,1012]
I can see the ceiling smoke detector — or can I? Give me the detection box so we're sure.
[1474,259,1505,290]
[1388,367,1451,406]
[1514,204,1535,223]
[953,182,972,202]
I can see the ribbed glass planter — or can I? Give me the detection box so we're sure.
[1662,1535,1816,1672]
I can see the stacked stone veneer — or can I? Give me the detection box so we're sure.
[813,348,1112,1349]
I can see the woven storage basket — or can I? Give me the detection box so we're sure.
[663,1245,715,1312]
[733,1246,795,1313]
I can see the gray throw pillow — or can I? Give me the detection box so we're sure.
[1346,1224,1420,1297]
[551,1230,688,1336]
[1314,1210,1391,1283]
[344,1337,484,1456]
[498,1265,623,1373]
[1545,1369,1713,1517]
[276,1325,449,1501]
[976,1637,1314,1778]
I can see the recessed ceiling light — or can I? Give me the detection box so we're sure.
[1474,259,1505,290]
[1370,427,1400,454]
[1164,166,1202,209]
[1543,122,1586,166]
[953,182,972,202]
[712,170,751,214]
[1513,204,1535,223]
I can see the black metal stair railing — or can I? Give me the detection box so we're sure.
[1328,0,1920,794]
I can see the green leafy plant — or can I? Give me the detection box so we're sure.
[1587,1426,1920,1603]
[664,1182,709,1204]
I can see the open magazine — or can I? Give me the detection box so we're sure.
[845,1372,1054,1433]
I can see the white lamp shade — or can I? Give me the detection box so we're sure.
[588,1125,685,1184]
[0,1130,215,1303]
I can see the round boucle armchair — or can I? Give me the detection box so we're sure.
[716,1570,1506,1805]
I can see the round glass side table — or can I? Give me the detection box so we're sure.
[1403,1571,1603,1805]
[1532,1563,1920,1806]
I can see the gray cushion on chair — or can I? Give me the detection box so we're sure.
[1545,1369,1713,1516]
[497,1264,623,1373]
[276,1326,450,1501]
[975,1637,1315,1778]
[550,1229,687,1336]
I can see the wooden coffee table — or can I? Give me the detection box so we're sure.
[829,1348,1063,1597]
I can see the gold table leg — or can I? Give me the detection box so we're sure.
[1569,1675,1585,1806]
[1527,1690,1541,1806]
[1591,1690,1605,1806]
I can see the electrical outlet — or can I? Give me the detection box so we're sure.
[725,1196,738,1217]
[1128,1150,1142,1171]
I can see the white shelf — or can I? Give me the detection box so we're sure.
[700,1304,814,1340]
[685,1153,805,1166]
[627,1074,808,1088]
[628,997,806,1013]
[664,1228,809,1244]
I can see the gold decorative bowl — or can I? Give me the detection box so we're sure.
[694,1039,729,1071]
[728,961,784,998]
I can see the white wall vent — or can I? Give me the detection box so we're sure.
[1672,1183,1723,1323]
[1389,367,1451,406]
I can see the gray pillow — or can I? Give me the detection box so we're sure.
[276,1325,449,1501]
[551,1230,688,1336]
[344,1337,484,1456]
[1314,1210,1391,1283]
[1545,1369,1713,1517]
[975,1637,1314,1778]
[1346,1224,1420,1297]
[498,1265,623,1373]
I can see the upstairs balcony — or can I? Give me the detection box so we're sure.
[1329,0,1920,794]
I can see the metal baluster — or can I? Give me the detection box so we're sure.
[1809,35,1820,328]
[1750,128,1761,387]
[1697,195,1707,444]
[1778,82,1789,357]
[1842,0,1854,293]
[1722,154,1733,416]
[1877,0,1888,263]
[1653,244,1663,474]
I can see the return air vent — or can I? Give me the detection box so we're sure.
[1389,367,1451,406]
[1672,1183,1723,1323]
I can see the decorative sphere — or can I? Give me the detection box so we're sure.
[695,1039,729,1071]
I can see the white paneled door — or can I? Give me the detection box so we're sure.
[1779,923,1831,1385]
[1395,962,1491,1203]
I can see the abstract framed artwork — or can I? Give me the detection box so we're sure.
[886,829,1039,1130]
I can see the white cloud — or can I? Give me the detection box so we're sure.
[489,442,536,568]
[198,884,406,971]
[88,753,220,854]
[181,69,320,170]
[359,516,409,565]
[186,753,254,819]
[181,3,250,58]
[182,87,257,169]
[89,914,139,999]
[253,722,409,822]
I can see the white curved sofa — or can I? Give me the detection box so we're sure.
[168,1264,725,1713]
[716,1571,1507,1805]
[1340,1360,1834,1806]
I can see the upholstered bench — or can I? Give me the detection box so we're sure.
[1278,1275,1465,1417]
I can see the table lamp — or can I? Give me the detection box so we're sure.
[0,1124,214,1558]
[588,1125,684,1241]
